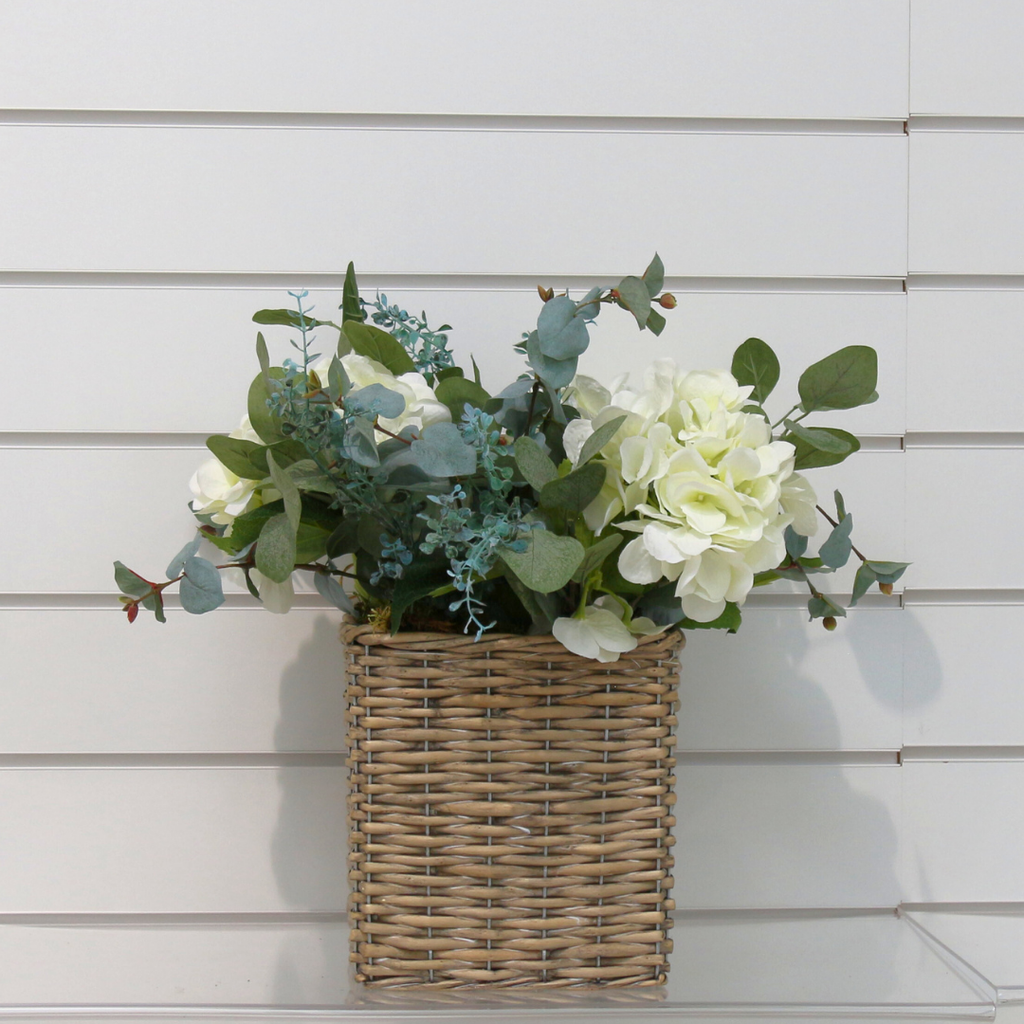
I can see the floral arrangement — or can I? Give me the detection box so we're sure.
[114,256,906,662]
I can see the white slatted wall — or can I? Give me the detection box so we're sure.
[0,0,1019,1010]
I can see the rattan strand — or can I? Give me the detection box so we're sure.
[344,623,684,987]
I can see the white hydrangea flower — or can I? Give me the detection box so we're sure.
[567,358,817,621]
[189,414,264,526]
[552,596,663,663]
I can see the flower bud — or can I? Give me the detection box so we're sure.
[537,285,554,302]
[658,293,677,309]
[879,582,894,596]
[609,289,621,299]
[822,615,837,631]
[126,602,139,623]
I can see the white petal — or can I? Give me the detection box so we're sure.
[251,570,295,614]
[583,608,640,653]
[681,594,727,622]
[552,616,602,660]
[563,418,595,466]
[618,537,665,585]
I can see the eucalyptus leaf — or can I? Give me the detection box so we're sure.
[499,530,585,594]
[849,562,877,607]
[645,307,667,336]
[255,513,297,583]
[342,321,416,375]
[819,514,855,569]
[536,295,590,360]
[798,345,878,412]
[571,533,623,583]
[341,261,365,324]
[267,451,301,533]
[539,462,605,513]
[256,332,270,376]
[342,417,381,468]
[252,309,335,330]
[514,435,559,490]
[328,355,350,402]
[578,415,626,466]
[835,489,848,521]
[247,368,287,444]
[179,555,225,614]
[141,589,167,623]
[783,419,855,455]
[731,337,780,405]
[785,427,861,470]
[577,286,603,320]
[205,435,266,480]
[864,560,910,584]
[406,421,477,477]
[615,275,651,328]
[166,536,201,580]
[346,383,407,421]
[526,331,578,389]
[314,569,355,613]
[808,594,846,620]
[435,376,491,419]
[642,253,665,298]
[114,561,152,599]
[784,525,808,560]
[389,557,452,632]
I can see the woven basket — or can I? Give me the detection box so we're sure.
[343,622,684,988]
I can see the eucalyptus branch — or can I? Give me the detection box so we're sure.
[815,504,868,562]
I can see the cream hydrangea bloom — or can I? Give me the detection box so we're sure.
[566,361,818,623]
[189,414,264,526]
[552,596,663,663]
[311,353,450,440]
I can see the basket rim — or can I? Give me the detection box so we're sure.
[340,618,684,653]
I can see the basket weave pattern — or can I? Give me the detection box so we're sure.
[344,623,684,987]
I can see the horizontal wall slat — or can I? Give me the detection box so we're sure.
[0,128,908,277]
[910,132,1024,274]
[0,0,910,118]
[0,609,347,753]
[0,766,899,913]
[910,0,1024,116]
[0,447,905,595]
[907,290,1024,432]
[0,768,346,912]
[0,605,906,755]
[0,919,350,1006]
[679,609,903,751]
[0,288,907,434]
[674,766,901,909]
[903,762,1024,903]
[904,605,1024,747]
[906,449,1024,588]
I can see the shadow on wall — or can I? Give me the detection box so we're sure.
[269,614,350,1004]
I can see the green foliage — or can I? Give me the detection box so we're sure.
[732,337,780,405]
[116,256,903,654]
[434,376,490,419]
[578,415,626,467]
[255,513,297,583]
[500,530,585,594]
[785,427,861,470]
[513,435,559,490]
[798,346,878,413]
[539,463,606,514]
[342,321,416,375]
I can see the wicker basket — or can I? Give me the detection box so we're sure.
[343,622,684,988]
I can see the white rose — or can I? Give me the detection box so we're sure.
[312,353,450,440]
[189,414,264,526]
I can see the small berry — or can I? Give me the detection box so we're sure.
[879,582,894,595]
[822,616,837,631]
[126,602,139,624]
[659,293,677,309]
[610,289,621,299]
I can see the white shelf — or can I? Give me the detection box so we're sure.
[0,911,997,1022]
